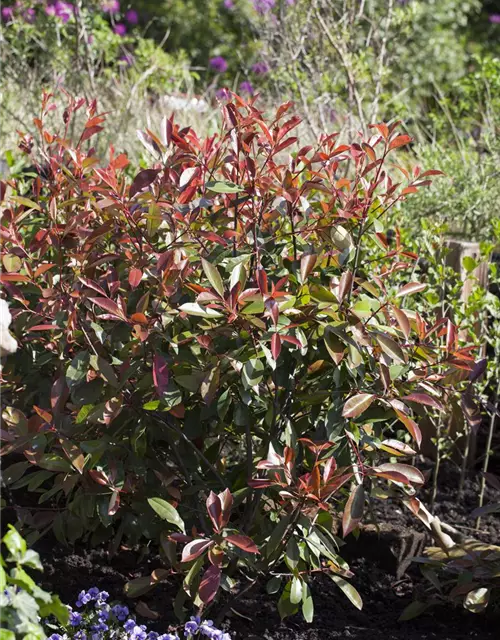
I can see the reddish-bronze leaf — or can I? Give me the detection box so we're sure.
[225,534,259,554]
[129,169,161,199]
[181,538,214,563]
[271,333,282,360]
[300,253,317,282]
[206,491,223,532]
[198,564,221,604]
[342,484,365,537]
[129,268,143,289]
[342,393,375,419]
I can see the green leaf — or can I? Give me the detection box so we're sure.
[66,352,90,390]
[290,576,303,604]
[19,549,43,571]
[0,630,16,640]
[217,389,232,420]
[375,333,406,364]
[330,575,363,610]
[266,576,282,595]
[285,536,300,570]
[398,600,429,621]
[0,565,6,591]
[302,583,314,623]
[206,180,243,193]
[265,513,292,560]
[3,526,27,559]
[38,594,69,625]
[179,303,224,319]
[242,358,264,389]
[37,454,72,473]
[201,258,225,298]
[462,256,477,273]
[124,575,156,599]
[3,461,30,485]
[147,498,185,532]
[90,355,118,388]
[9,195,41,211]
[277,582,299,620]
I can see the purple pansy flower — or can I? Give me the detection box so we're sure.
[223,0,234,8]
[184,616,200,636]
[489,14,500,23]
[114,22,126,35]
[209,56,228,73]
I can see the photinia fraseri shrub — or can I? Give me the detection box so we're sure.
[0,91,478,621]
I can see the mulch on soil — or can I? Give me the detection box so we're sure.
[29,464,499,640]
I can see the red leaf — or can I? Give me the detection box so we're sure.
[88,470,110,487]
[51,375,68,415]
[300,253,317,282]
[225,534,259,554]
[342,394,375,419]
[323,456,337,483]
[393,408,422,448]
[342,484,365,537]
[271,333,282,360]
[446,320,456,353]
[108,490,120,515]
[206,491,223,533]
[80,126,103,142]
[392,306,410,339]
[181,539,214,563]
[199,564,221,604]
[34,263,56,277]
[153,354,169,398]
[401,393,443,411]
[89,297,126,320]
[337,270,353,303]
[129,268,143,289]
[0,273,30,283]
[396,282,427,297]
[256,268,268,295]
[281,335,302,348]
[376,463,424,485]
[219,489,233,529]
[389,134,412,150]
[129,169,161,199]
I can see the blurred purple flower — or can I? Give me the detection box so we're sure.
[119,52,134,65]
[46,1,74,23]
[114,23,127,35]
[251,61,269,74]
[489,14,500,23]
[209,56,228,73]
[223,0,234,8]
[1,7,14,21]
[239,80,254,95]
[24,7,35,22]
[215,87,230,100]
[253,0,275,14]
[101,0,120,13]
[125,9,138,24]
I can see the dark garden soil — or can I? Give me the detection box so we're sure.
[23,463,499,640]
